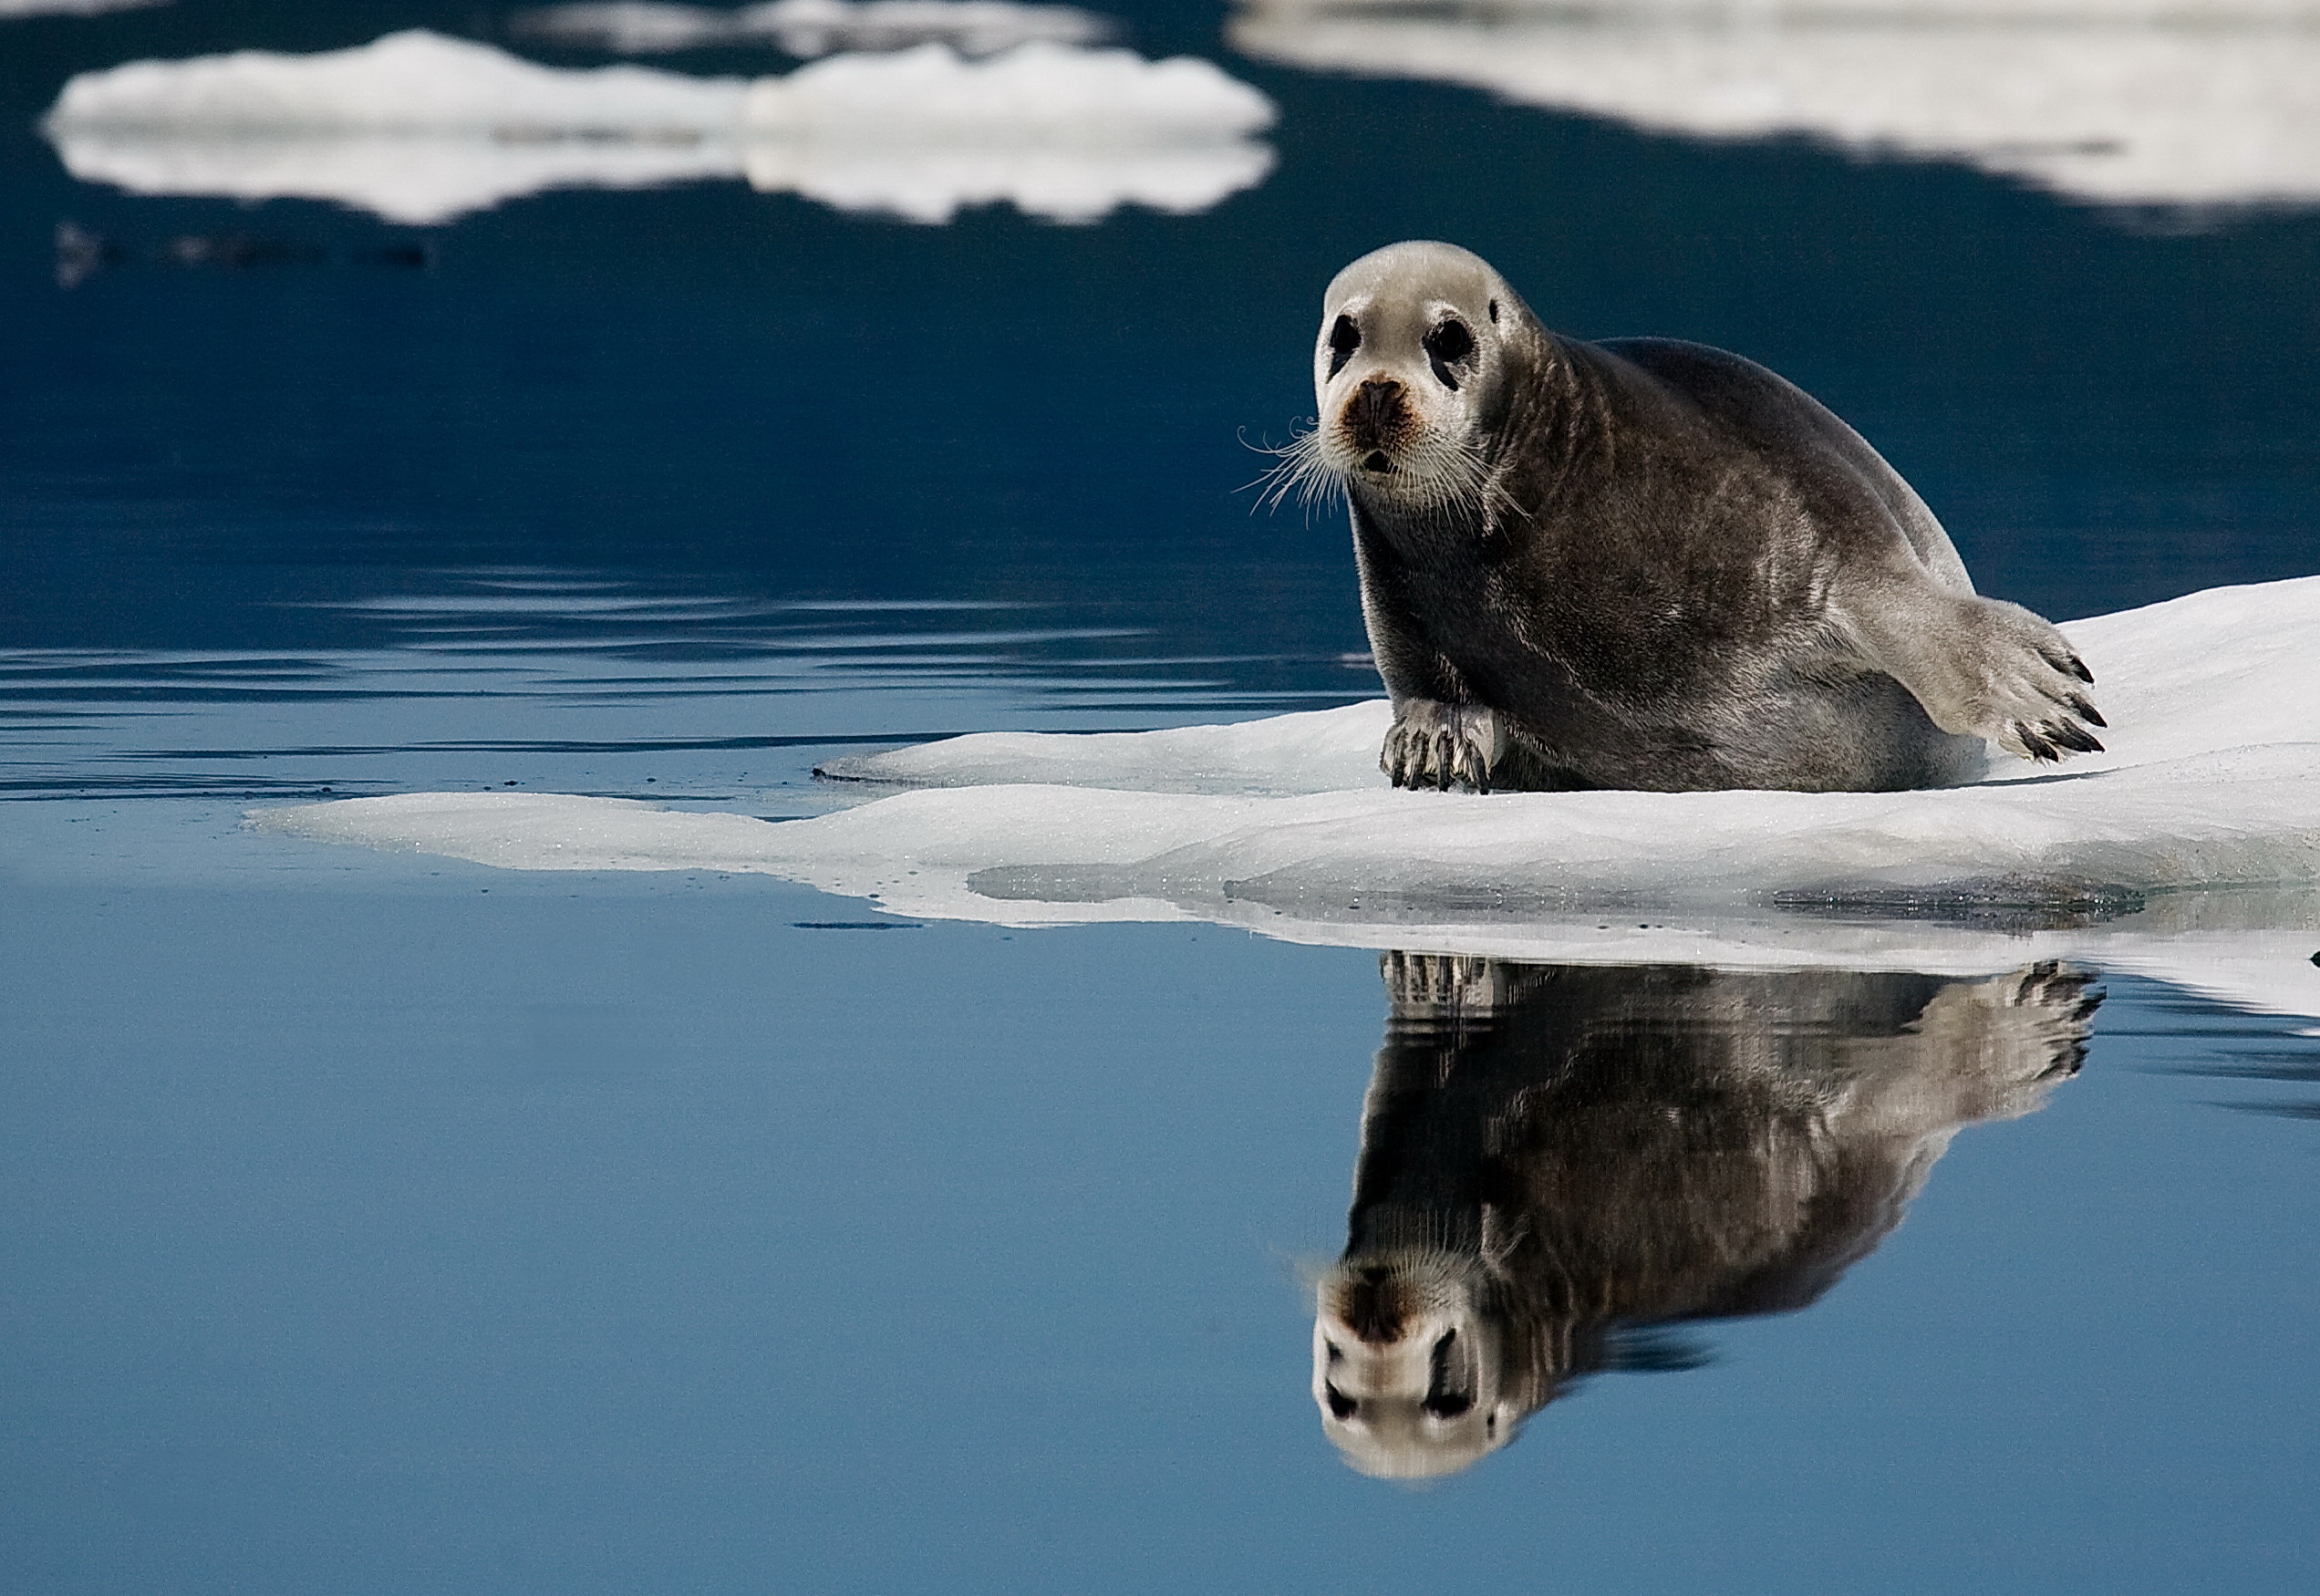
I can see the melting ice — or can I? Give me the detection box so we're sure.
[1230,0,2320,212]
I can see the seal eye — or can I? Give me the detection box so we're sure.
[1424,319,1474,389]
[1327,314,1360,378]
[1323,1384,1358,1421]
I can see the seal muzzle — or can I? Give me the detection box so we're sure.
[1343,377,1411,458]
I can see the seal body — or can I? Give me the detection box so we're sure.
[1293,241,2104,793]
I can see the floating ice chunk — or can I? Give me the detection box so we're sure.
[740,42,1277,220]
[45,133,748,227]
[515,2,742,53]
[40,30,750,222]
[741,135,1271,220]
[253,792,2320,1022]
[744,41,1272,144]
[0,0,167,16]
[42,30,1275,224]
[513,0,1116,58]
[42,28,753,135]
[254,577,2320,1018]
[754,0,1113,57]
[1229,0,2320,211]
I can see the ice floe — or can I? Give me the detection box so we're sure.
[512,0,1114,57]
[1229,0,2320,212]
[254,577,2320,1020]
[42,29,1275,224]
[0,0,165,16]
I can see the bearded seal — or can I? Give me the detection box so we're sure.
[1313,952,2095,1479]
[1274,240,2104,793]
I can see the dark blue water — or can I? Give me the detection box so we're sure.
[4,5,2318,1591]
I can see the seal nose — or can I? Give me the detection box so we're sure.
[1337,1267,1409,1344]
[1344,377,1408,454]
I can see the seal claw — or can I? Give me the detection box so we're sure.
[1907,598,2108,767]
[1383,699,1502,793]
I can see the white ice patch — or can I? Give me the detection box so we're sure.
[1229,0,2320,211]
[41,29,1275,224]
[814,698,1389,795]
[0,0,166,16]
[512,0,1115,58]
[253,577,2320,1019]
[738,40,1276,220]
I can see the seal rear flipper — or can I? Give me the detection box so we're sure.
[1831,577,2105,766]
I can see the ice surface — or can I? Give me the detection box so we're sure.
[817,705,1387,794]
[255,578,2320,1019]
[513,0,1115,58]
[42,30,1275,224]
[1229,0,2320,210]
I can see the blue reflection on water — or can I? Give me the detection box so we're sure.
[4,875,2317,1593]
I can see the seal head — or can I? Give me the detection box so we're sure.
[1312,241,1536,519]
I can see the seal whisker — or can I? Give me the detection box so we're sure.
[1246,425,1348,519]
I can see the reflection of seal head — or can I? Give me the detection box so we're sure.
[1283,240,2105,793]
[1311,953,2096,1478]
[1312,1253,1516,1479]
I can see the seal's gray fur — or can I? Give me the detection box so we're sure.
[1300,241,2104,793]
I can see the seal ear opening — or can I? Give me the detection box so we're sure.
[1487,298,1499,324]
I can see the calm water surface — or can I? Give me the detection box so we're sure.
[3,4,2318,1591]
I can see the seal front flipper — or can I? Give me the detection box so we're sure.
[1383,699,1507,791]
[1833,575,2105,766]
[1350,509,1503,792]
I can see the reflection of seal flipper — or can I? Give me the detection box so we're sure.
[1722,963,2100,1316]
[1314,956,2096,1478]
[1830,960,2097,1137]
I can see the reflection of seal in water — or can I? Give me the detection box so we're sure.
[1313,953,2097,1479]
[1268,240,2106,793]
